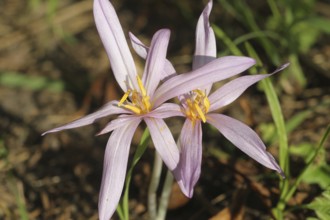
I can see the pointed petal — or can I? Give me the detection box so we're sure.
[97,115,141,135]
[147,103,184,118]
[193,0,217,95]
[144,118,179,170]
[209,63,289,112]
[98,119,140,220]
[129,32,176,81]
[142,29,171,96]
[173,119,202,198]
[42,101,130,135]
[153,56,256,107]
[162,60,177,80]
[94,0,137,91]
[129,32,148,59]
[193,0,216,70]
[207,114,284,175]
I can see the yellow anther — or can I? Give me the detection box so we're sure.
[194,103,206,123]
[203,97,210,112]
[119,90,131,106]
[142,96,151,112]
[183,89,210,123]
[118,76,152,115]
[186,99,194,109]
[123,104,141,114]
[185,110,191,118]
[194,89,205,97]
[131,90,139,102]
[187,111,196,121]
[136,75,147,96]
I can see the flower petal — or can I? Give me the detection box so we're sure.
[147,103,184,118]
[193,0,217,95]
[129,32,176,81]
[42,101,130,135]
[142,29,171,96]
[193,0,216,70]
[129,32,148,59]
[97,114,141,135]
[98,119,141,220]
[209,63,289,112]
[153,56,256,107]
[162,60,177,80]
[173,119,202,198]
[94,0,137,91]
[207,113,284,176]
[144,118,179,170]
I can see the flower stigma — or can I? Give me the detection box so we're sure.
[118,75,152,114]
[183,89,210,123]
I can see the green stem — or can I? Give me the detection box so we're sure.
[117,128,150,220]
[267,0,281,21]
[157,170,174,220]
[148,152,163,219]
[280,125,330,208]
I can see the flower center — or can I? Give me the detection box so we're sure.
[118,75,152,114]
[183,89,210,123]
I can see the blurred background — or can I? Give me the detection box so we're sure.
[0,0,329,219]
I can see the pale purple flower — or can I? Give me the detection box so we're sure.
[131,0,287,198]
[130,0,288,197]
[42,0,256,219]
[172,0,287,198]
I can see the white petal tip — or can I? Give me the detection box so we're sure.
[278,63,290,71]
[238,56,256,66]
[41,130,54,136]
[278,169,286,179]
[96,128,108,136]
[250,58,257,65]
[185,190,194,199]
[180,186,194,198]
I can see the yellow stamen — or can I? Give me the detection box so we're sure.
[123,104,141,114]
[194,103,206,123]
[136,75,147,96]
[203,97,210,112]
[183,89,210,123]
[194,89,205,97]
[186,99,194,109]
[117,76,152,115]
[118,90,131,106]
[131,90,139,102]
[142,96,151,112]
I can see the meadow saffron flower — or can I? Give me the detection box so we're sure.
[130,0,286,198]
[173,0,287,197]
[42,0,256,219]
